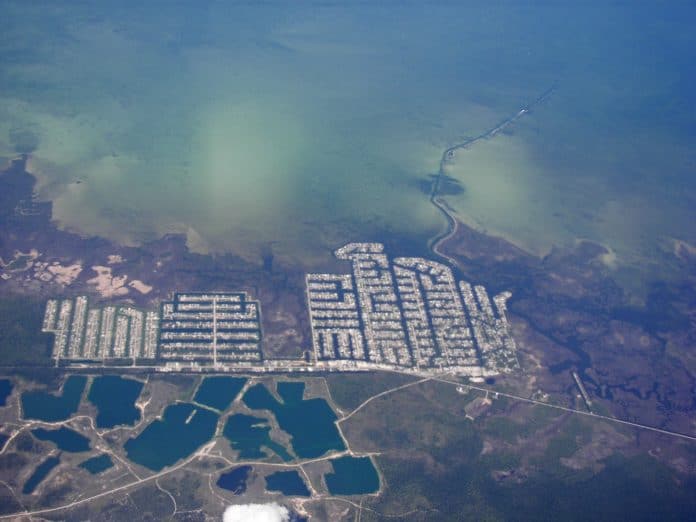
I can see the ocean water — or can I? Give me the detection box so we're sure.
[1,2,694,275]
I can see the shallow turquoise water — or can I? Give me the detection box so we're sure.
[124,402,218,471]
[21,376,86,422]
[325,456,380,495]
[243,381,344,458]
[79,454,113,475]
[265,470,310,497]
[4,4,694,272]
[222,413,291,461]
[31,427,90,452]
[88,375,143,428]
[193,376,246,412]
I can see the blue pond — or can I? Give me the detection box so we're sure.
[22,456,59,494]
[32,427,90,452]
[124,403,218,471]
[0,379,12,406]
[88,376,143,428]
[243,381,344,458]
[216,465,252,494]
[21,376,86,422]
[194,376,246,411]
[325,456,380,495]
[79,454,114,474]
[223,413,292,461]
[265,470,310,497]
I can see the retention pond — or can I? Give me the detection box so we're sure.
[88,376,143,428]
[243,381,344,458]
[21,376,86,422]
[124,403,218,471]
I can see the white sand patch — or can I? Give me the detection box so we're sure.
[87,266,129,297]
[597,247,618,269]
[129,279,152,294]
[24,156,36,174]
[46,262,83,285]
[673,238,696,261]
[32,262,51,281]
[107,254,124,264]
[1,248,40,267]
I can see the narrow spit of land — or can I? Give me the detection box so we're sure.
[427,85,556,266]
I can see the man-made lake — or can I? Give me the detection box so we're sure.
[21,376,86,422]
[32,427,90,452]
[265,470,310,497]
[223,413,292,461]
[217,465,252,494]
[0,379,12,406]
[193,376,246,411]
[22,456,60,495]
[243,381,344,458]
[124,402,218,471]
[88,376,143,428]
[325,456,380,495]
[79,454,114,475]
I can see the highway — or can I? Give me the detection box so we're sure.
[338,368,696,443]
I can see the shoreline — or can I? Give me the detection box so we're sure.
[426,86,556,266]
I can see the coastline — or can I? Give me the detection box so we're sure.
[426,86,556,267]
